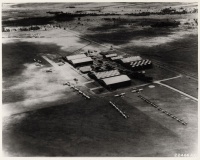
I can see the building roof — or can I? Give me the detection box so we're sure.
[92,70,120,79]
[120,56,142,63]
[102,75,131,85]
[66,54,87,61]
[100,51,116,55]
[79,66,92,73]
[71,57,93,64]
[111,56,123,61]
[105,53,118,58]
[130,59,152,67]
[100,52,108,55]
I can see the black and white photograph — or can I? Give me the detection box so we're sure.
[1,0,199,157]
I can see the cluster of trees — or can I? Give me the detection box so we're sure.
[18,26,40,31]
[66,6,75,8]
[47,11,120,17]
[124,7,188,16]
[3,17,53,26]
[151,20,180,28]
[2,25,40,32]
[161,7,187,14]
[3,6,197,28]
[125,12,151,16]
[46,11,64,15]
[194,19,198,24]
[103,18,119,21]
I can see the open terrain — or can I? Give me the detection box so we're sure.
[2,2,198,157]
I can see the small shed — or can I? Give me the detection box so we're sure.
[79,66,92,73]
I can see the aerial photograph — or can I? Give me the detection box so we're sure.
[2,1,198,157]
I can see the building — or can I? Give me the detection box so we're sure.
[89,70,120,80]
[103,53,118,59]
[100,75,131,89]
[100,50,116,56]
[70,57,93,67]
[129,59,153,70]
[110,56,124,61]
[79,66,92,73]
[65,54,87,61]
[100,52,108,56]
[119,56,142,64]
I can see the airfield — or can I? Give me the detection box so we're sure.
[2,2,198,157]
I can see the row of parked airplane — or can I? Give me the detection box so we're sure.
[138,95,187,125]
[63,82,90,99]
[46,69,52,72]
[109,101,129,119]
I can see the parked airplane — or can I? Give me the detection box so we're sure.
[35,63,41,66]
[58,63,64,66]
[46,69,52,72]
[63,82,70,86]
[114,93,126,97]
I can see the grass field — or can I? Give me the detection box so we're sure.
[3,95,192,156]
[86,27,173,45]
[162,76,198,98]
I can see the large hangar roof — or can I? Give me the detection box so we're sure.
[79,66,92,73]
[71,57,93,64]
[120,56,142,63]
[111,56,123,61]
[93,70,120,79]
[105,53,118,58]
[102,75,131,85]
[66,54,87,61]
[130,59,152,67]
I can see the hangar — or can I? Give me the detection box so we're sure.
[70,57,93,67]
[103,53,118,59]
[119,56,142,64]
[110,56,123,61]
[89,70,120,80]
[101,75,131,89]
[128,59,153,70]
[65,54,87,61]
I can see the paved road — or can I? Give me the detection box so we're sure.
[155,74,182,83]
